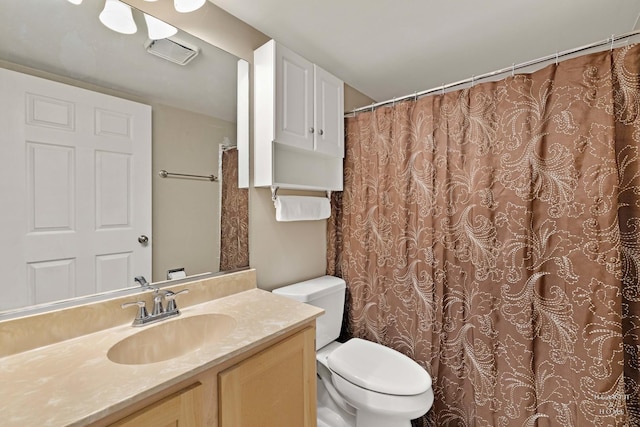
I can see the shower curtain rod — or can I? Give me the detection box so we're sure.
[347,29,640,115]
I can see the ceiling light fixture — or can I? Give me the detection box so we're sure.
[143,0,206,14]
[174,0,206,13]
[96,0,199,39]
[99,0,137,35]
[67,0,83,5]
[144,13,178,40]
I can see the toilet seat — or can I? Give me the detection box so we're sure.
[327,338,431,395]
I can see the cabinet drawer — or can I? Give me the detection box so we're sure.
[110,383,203,427]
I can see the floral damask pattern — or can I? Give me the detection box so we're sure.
[328,45,640,426]
[219,148,249,271]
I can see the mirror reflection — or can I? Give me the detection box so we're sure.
[0,0,249,313]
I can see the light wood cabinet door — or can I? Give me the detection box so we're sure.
[219,327,317,427]
[110,383,203,427]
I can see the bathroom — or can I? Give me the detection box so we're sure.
[1,0,640,426]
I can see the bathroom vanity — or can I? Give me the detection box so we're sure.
[101,323,316,426]
[0,270,322,426]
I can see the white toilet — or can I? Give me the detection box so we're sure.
[273,276,434,427]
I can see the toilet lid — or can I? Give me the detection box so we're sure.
[327,338,431,396]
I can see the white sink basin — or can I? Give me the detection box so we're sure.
[107,313,236,365]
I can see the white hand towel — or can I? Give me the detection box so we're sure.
[274,195,331,222]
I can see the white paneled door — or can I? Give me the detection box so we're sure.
[0,68,152,311]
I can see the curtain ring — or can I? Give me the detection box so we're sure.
[611,34,615,51]
[441,84,445,96]
[471,75,475,87]
[511,63,515,77]
[414,91,418,101]
[555,51,559,66]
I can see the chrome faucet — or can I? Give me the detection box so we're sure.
[134,276,149,287]
[151,288,165,316]
[122,288,189,326]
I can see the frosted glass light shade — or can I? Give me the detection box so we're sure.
[67,0,83,5]
[144,14,178,40]
[99,0,137,35]
[174,0,206,13]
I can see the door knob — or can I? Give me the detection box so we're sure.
[138,235,149,245]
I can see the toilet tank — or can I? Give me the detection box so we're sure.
[272,276,346,350]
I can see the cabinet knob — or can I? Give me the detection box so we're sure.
[319,129,324,136]
[309,127,314,134]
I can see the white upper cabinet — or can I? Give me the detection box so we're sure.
[254,40,344,191]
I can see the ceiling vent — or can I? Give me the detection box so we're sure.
[144,37,199,65]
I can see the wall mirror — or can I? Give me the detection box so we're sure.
[0,0,249,315]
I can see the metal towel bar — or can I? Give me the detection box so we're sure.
[271,186,331,201]
[158,169,218,182]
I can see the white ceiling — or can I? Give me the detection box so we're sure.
[0,0,238,122]
[209,0,640,103]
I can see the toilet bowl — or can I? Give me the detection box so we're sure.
[316,342,356,427]
[328,338,434,426]
[273,276,434,427]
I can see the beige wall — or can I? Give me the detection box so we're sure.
[345,84,375,112]
[152,104,236,282]
[124,0,374,290]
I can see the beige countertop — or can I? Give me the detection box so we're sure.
[0,288,322,426]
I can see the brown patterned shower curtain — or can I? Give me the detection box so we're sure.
[327,45,640,426]
[219,147,249,271]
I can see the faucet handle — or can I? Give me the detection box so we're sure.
[121,301,148,324]
[164,289,189,313]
